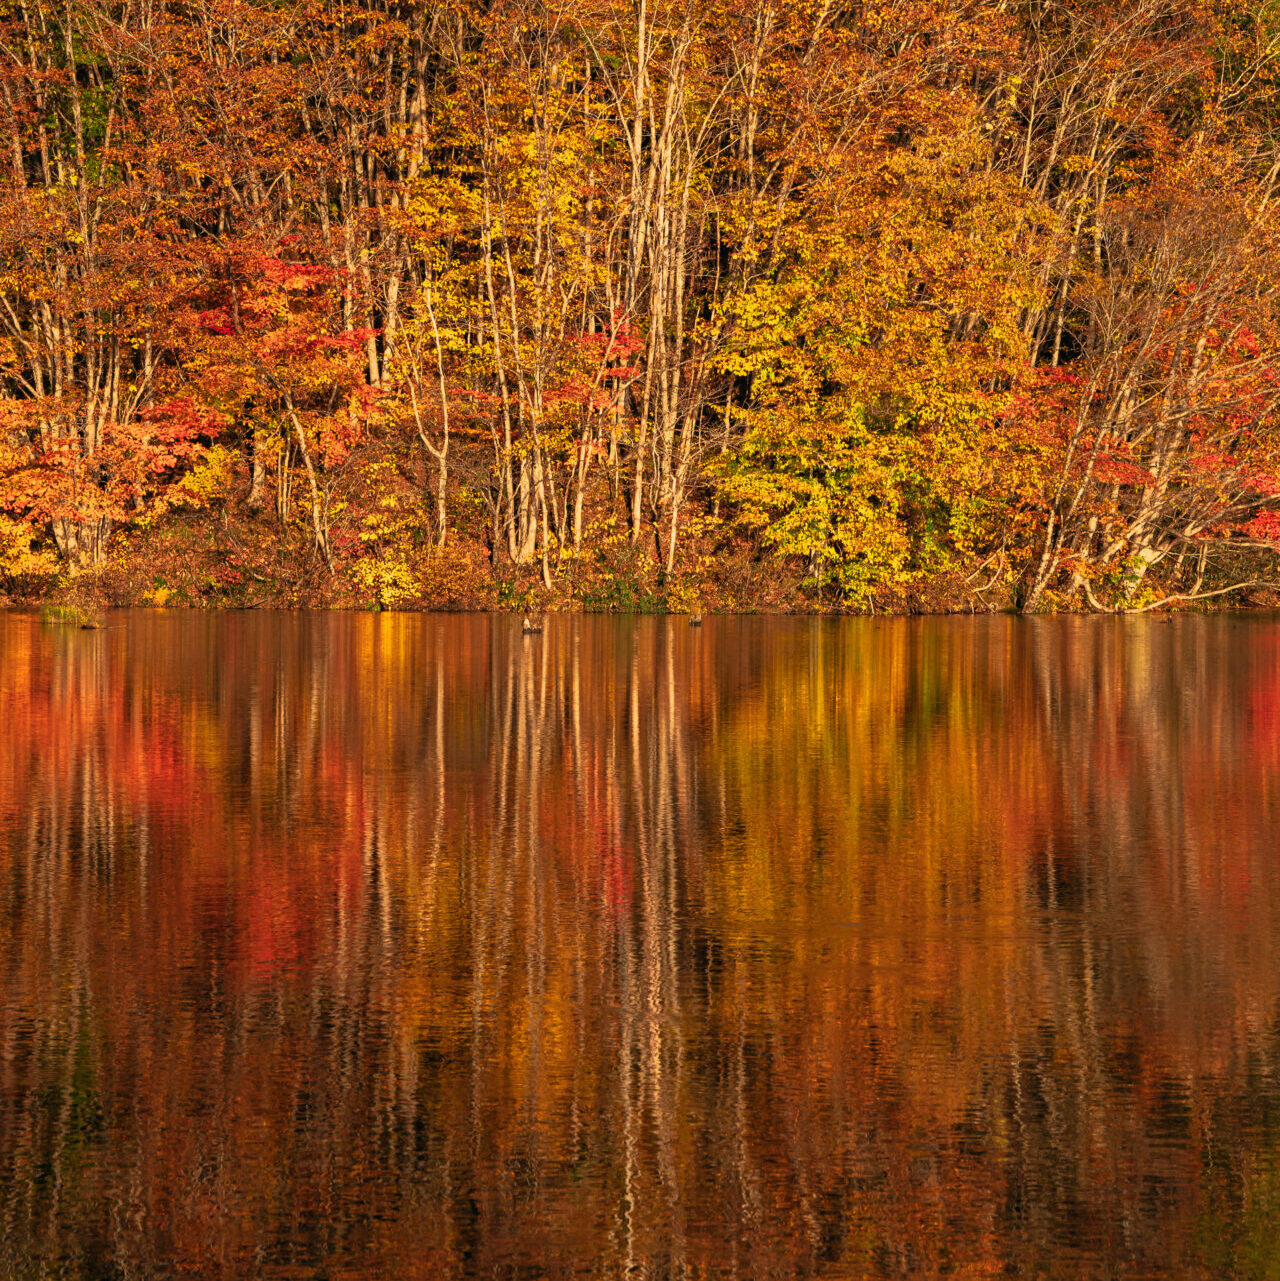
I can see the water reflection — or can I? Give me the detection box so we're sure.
[2,613,1280,1277]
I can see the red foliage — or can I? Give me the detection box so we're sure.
[1242,511,1280,543]
[1092,455,1155,486]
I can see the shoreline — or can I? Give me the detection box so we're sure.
[10,601,1278,618]
[8,515,1279,619]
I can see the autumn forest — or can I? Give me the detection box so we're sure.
[1,0,1279,612]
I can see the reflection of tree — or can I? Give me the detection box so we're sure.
[2,615,1280,1277]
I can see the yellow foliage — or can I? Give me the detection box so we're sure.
[171,445,237,510]
[0,515,58,583]
[711,130,1047,602]
[351,554,418,607]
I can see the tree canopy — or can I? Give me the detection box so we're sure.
[2,0,1278,611]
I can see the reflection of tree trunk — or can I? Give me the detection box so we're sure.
[648,629,687,1264]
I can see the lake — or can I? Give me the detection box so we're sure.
[2,611,1279,1278]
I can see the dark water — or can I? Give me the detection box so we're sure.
[2,612,1280,1278]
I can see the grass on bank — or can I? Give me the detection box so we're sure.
[39,603,106,628]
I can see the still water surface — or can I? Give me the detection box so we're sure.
[2,612,1280,1278]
